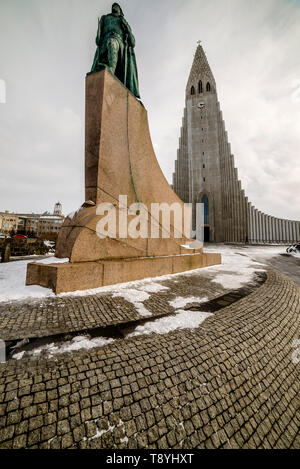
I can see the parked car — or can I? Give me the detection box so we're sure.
[0,234,7,239]
[286,244,300,254]
[14,234,28,239]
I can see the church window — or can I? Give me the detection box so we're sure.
[206,82,211,92]
[191,86,195,95]
[203,164,206,169]
[201,194,209,225]
[198,81,203,93]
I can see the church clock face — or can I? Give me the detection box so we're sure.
[198,102,205,109]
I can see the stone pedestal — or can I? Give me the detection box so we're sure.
[26,70,221,294]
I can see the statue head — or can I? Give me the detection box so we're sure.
[112,3,124,17]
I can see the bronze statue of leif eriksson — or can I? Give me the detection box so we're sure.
[91,3,140,99]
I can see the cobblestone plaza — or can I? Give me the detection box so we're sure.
[0,246,299,449]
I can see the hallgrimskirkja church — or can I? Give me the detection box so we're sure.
[172,45,300,243]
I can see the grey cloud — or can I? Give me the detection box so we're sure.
[0,0,299,220]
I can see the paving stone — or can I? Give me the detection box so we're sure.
[41,424,56,442]
[12,433,27,449]
[29,415,44,431]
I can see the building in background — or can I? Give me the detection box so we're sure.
[0,202,65,237]
[53,202,62,216]
[173,45,300,244]
[0,212,20,236]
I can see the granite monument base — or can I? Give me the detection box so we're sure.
[26,69,221,294]
[26,252,221,295]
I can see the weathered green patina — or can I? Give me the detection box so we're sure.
[91,3,140,99]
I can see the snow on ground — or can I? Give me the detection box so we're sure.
[12,308,214,359]
[111,281,169,318]
[12,335,114,360]
[205,244,287,260]
[59,280,170,318]
[138,283,169,293]
[44,241,55,248]
[82,419,125,443]
[126,310,213,338]
[0,245,289,304]
[0,256,68,303]
[112,289,152,318]
[4,244,295,359]
[203,245,280,289]
[169,296,208,309]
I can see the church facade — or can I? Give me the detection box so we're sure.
[172,45,300,244]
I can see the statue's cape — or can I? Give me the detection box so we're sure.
[123,46,140,99]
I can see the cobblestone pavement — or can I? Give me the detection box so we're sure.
[0,268,299,449]
[0,272,226,342]
[250,252,300,287]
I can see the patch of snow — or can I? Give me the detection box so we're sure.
[136,282,169,293]
[109,281,168,317]
[112,289,152,317]
[60,280,169,318]
[39,257,69,265]
[126,310,213,338]
[13,351,25,360]
[12,335,114,360]
[44,241,55,248]
[0,256,69,303]
[84,419,125,442]
[169,296,208,309]
[89,424,116,441]
[202,245,267,289]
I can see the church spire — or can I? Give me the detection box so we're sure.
[186,44,216,95]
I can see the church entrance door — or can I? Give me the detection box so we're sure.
[204,227,210,243]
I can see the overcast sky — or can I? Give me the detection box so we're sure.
[0,0,299,221]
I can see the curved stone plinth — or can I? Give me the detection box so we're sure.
[55,70,196,264]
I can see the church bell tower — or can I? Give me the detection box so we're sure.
[174,44,224,242]
[173,44,248,243]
